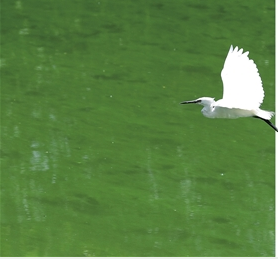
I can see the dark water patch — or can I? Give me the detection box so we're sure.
[92,73,126,81]
[209,236,239,249]
[102,23,124,33]
[210,216,231,224]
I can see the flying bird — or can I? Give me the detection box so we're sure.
[180,45,277,132]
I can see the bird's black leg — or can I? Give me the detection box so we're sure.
[253,116,278,132]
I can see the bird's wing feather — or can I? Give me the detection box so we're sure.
[220,45,264,110]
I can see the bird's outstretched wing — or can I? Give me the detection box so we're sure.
[220,45,264,110]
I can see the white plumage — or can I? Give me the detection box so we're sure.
[181,45,277,132]
[220,46,264,110]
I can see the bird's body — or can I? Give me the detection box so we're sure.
[181,45,277,132]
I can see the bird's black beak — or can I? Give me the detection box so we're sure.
[180,99,200,104]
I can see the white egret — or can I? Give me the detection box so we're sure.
[181,45,277,132]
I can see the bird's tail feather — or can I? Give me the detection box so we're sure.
[255,109,274,120]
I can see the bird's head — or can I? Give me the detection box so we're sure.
[180,97,215,107]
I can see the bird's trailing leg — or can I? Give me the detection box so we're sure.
[253,116,278,132]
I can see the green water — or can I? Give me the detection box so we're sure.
[1,0,275,256]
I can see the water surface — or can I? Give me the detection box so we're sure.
[1,0,275,256]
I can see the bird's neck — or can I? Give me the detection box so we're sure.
[201,105,215,118]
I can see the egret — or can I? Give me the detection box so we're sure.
[180,45,277,132]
